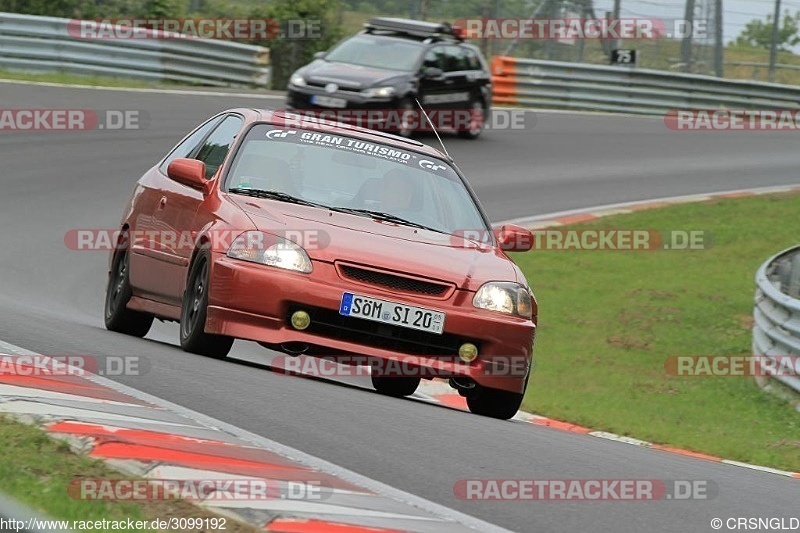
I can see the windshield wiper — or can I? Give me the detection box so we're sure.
[228,187,325,208]
[332,207,442,233]
[227,190,442,233]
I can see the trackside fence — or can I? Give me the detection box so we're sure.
[491,56,800,115]
[0,12,270,86]
[753,245,800,399]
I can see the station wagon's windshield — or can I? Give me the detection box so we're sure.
[324,35,424,71]
[226,124,488,235]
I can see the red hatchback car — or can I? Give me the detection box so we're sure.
[104,109,536,419]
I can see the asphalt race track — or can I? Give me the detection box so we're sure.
[1,82,798,532]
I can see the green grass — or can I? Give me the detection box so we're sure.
[515,192,800,472]
[0,415,258,531]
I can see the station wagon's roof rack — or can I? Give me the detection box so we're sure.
[364,17,465,42]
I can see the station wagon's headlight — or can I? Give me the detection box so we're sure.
[290,74,306,87]
[362,86,396,98]
[227,231,312,273]
[473,282,532,318]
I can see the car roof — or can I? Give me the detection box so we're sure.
[227,108,452,162]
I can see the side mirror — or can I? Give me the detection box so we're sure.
[494,224,534,252]
[313,51,326,59]
[423,67,444,79]
[167,158,208,192]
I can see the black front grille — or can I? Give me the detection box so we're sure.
[293,305,470,357]
[307,82,362,92]
[339,264,450,297]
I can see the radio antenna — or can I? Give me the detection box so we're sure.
[414,98,452,160]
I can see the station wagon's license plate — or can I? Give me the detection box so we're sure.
[339,293,445,335]
[311,95,347,108]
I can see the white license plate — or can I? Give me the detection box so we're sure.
[311,95,347,108]
[339,293,445,335]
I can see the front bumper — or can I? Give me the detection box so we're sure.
[205,253,535,393]
[286,85,398,111]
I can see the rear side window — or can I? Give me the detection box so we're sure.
[195,115,244,179]
[462,47,482,70]
[159,116,222,174]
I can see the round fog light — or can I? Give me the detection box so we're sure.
[291,310,311,330]
[458,343,479,363]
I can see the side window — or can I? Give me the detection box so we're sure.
[422,46,446,70]
[195,115,244,179]
[159,116,223,174]
[444,46,469,72]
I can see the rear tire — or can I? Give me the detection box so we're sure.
[458,99,485,139]
[372,375,420,397]
[466,385,523,420]
[104,247,153,338]
[180,252,234,358]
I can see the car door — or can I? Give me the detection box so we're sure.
[137,114,244,306]
[419,45,472,121]
[129,115,223,301]
[439,45,473,109]
[418,45,451,112]
[461,45,492,107]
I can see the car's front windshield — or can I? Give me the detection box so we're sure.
[324,35,424,71]
[226,124,489,235]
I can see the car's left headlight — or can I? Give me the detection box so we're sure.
[362,86,396,98]
[290,74,306,87]
[473,282,532,318]
[227,231,312,273]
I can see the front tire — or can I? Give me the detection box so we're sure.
[180,252,233,358]
[372,375,420,397]
[396,98,417,138]
[104,247,153,337]
[466,385,523,420]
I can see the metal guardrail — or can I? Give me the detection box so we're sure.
[0,13,270,87]
[753,245,800,396]
[491,56,800,115]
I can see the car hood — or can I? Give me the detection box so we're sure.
[300,60,407,90]
[229,196,517,291]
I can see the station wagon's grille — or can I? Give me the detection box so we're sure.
[291,305,469,357]
[338,264,451,297]
[307,81,361,92]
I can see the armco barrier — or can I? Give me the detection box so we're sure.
[491,56,800,115]
[0,13,270,86]
[753,245,800,397]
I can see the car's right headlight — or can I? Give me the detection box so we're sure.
[227,231,312,273]
[473,282,532,318]
[290,74,306,87]
[362,86,396,98]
